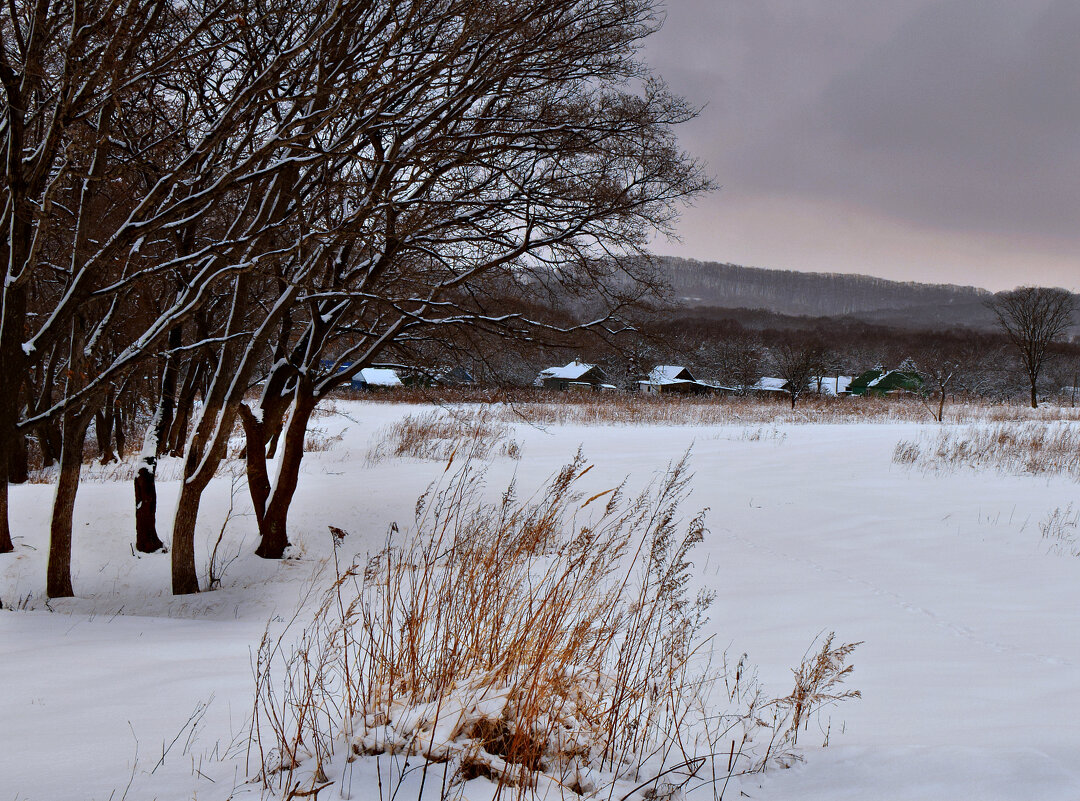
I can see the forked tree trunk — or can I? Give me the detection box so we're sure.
[47,413,91,597]
[255,392,317,559]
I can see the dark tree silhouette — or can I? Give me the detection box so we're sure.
[988,287,1076,408]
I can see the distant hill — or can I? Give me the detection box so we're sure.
[653,257,999,329]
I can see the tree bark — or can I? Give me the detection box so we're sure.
[47,412,91,597]
[170,481,204,595]
[239,404,271,530]
[133,460,165,553]
[0,479,11,554]
[1030,381,1038,409]
[95,404,117,464]
[165,359,203,456]
[114,406,126,460]
[255,391,317,559]
[8,431,28,485]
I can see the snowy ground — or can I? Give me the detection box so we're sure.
[4,400,1080,800]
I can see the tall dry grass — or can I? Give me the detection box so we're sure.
[366,409,520,464]
[250,453,861,800]
[893,421,1080,480]
[347,386,1080,428]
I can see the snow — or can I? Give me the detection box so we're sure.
[5,402,1080,799]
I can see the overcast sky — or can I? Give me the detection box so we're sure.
[644,0,1080,290]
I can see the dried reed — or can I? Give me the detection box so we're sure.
[250,453,860,799]
[893,421,1080,480]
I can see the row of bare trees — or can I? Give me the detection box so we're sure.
[0,0,708,595]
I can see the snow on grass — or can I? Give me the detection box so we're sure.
[4,401,1080,799]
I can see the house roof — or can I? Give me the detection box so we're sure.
[753,377,789,392]
[357,368,402,387]
[646,365,695,384]
[538,361,599,381]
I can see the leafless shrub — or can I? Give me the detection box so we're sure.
[893,422,1080,479]
[365,410,511,464]
[250,454,861,799]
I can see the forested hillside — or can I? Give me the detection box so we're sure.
[655,257,998,327]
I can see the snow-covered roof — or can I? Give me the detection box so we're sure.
[538,361,598,381]
[646,365,694,384]
[358,368,402,387]
[753,377,789,391]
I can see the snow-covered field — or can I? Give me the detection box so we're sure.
[4,400,1080,800]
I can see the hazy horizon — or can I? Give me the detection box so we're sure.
[646,0,1080,292]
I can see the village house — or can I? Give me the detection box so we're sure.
[847,368,923,397]
[535,360,609,391]
[638,365,712,395]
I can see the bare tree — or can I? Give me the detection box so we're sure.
[771,339,824,410]
[988,287,1076,408]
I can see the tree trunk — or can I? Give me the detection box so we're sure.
[1030,381,1038,409]
[96,406,117,464]
[0,283,27,553]
[39,422,62,468]
[47,413,90,597]
[239,404,271,529]
[8,431,28,485]
[790,393,796,410]
[165,359,203,456]
[255,392,317,559]
[171,481,204,595]
[114,406,126,459]
[133,327,180,553]
[133,460,164,553]
[0,478,11,554]
[937,391,946,423]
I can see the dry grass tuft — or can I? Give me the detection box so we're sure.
[366,409,517,464]
[250,454,861,799]
[893,421,1080,480]
[773,633,863,748]
[1040,505,1080,556]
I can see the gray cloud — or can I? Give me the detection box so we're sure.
[645,0,1080,288]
